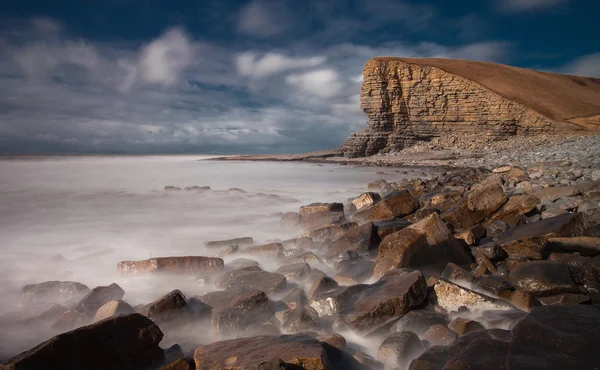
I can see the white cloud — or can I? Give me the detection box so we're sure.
[498,0,569,12]
[286,69,343,99]
[235,52,326,78]
[237,0,290,37]
[139,28,195,86]
[562,53,600,78]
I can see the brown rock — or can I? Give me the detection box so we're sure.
[497,212,590,259]
[352,191,419,223]
[540,236,600,257]
[374,218,412,238]
[485,194,540,227]
[377,332,424,369]
[1,313,164,370]
[454,224,487,246]
[215,270,287,294]
[533,186,581,202]
[375,213,472,278]
[21,281,89,306]
[441,181,508,231]
[308,222,357,246]
[326,222,381,260]
[204,237,254,248]
[433,279,515,312]
[299,202,345,231]
[420,189,465,212]
[423,324,458,346]
[449,317,485,336]
[441,262,475,284]
[351,192,382,211]
[193,334,330,370]
[276,263,311,281]
[140,290,194,327]
[93,300,134,323]
[508,261,577,296]
[280,212,301,229]
[117,256,224,274]
[159,358,195,370]
[242,243,284,257]
[338,269,427,333]
[53,283,125,329]
[276,306,321,333]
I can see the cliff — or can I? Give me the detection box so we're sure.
[341,57,600,157]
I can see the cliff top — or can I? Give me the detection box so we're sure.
[368,57,600,129]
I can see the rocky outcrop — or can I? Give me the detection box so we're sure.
[341,57,600,157]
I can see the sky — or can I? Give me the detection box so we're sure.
[1,0,599,154]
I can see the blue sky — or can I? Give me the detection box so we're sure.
[1,0,599,154]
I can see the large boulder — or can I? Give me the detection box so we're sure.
[215,270,287,294]
[352,191,419,223]
[140,290,194,327]
[93,300,135,323]
[391,310,449,335]
[508,261,578,296]
[194,334,330,370]
[21,281,89,307]
[485,194,540,227]
[309,223,357,246]
[53,283,125,329]
[496,212,590,259]
[374,218,412,238]
[338,269,427,333]
[0,313,164,370]
[299,202,345,231]
[351,192,382,211]
[378,332,424,370]
[375,213,472,278]
[441,181,507,231]
[198,286,274,338]
[117,256,224,274]
[533,186,581,202]
[540,236,600,258]
[433,279,515,312]
[325,222,381,260]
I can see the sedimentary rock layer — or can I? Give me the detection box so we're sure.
[341,57,600,157]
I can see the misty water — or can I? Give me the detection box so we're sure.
[0,155,437,360]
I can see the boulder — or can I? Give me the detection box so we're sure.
[508,261,578,296]
[276,263,311,281]
[280,212,301,229]
[140,290,194,327]
[441,262,475,285]
[375,213,472,278]
[496,212,590,259]
[276,306,321,333]
[533,186,581,202]
[117,256,224,274]
[204,237,254,248]
[326,222,381,260]
[243,243,284,257]
[454,224,486,246]
[159,358,195,370]
[199,286,274,338]
[299,202,345,230]
[309,283,368,318]
[309,222,357,246]
[377,332,424,370]
[433,279,515,312]
[281,251,323,265]
[449,317,485,336]
[374,218,412,238]
[540,236,600,257]
[419,189,464,212]
[53,283,125,329]
[280,288,309,309]
[93,300,134,323]
[338,269,427,333]
[441,182,507,231]
[1,314,164,370]
[215,270,287,294]
[334,259,375,285]
[351,192,382,211]
[194,334,330,370]
[423,324,458,346]
[352,191,419,223]
[485,194,540,227]
[21,281,89,306]
[390,310,449,336]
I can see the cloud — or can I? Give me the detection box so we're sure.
[497,0,569,12]
[235,52,326,79]
[286,69,343,99]
[237,0,291,37]
[138,28,195,87]
[561,53,600,78]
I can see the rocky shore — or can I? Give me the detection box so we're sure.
[2,158,600,370]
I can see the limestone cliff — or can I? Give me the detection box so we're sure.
[341,57,600,157]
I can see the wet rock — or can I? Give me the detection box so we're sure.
[159,358,195,370]
[334,259,375,285]
[433,279,515,312]
[377,332,424,370]
[420,189,464,213]
[21,281,90,307]
[214,244,239,257]
[299,202,345,231]
[449,317,485,336]
[404,207,440,223]
[194,334,330,370]
[439,337,509,370]
[338,269,427,333]
[441,181,507,231]
[118,256,224,274]
[1,313,164,370]
[243,243,284,258]
[281,251,323,265]
[473,276,514,296]
[326,222,381,260]
[533,186,581,202]
[541,207,569,219]
[281,212,301,229]
[351,192,382,211]
[471,242,507,262]
[423,324,458,346]
[352,190,419,223]
[540,236,600,257]
[390,310,449,335]
[537,293,590,305]
[276,263,311,281]
[199,286,274,338]
[374,218,412,238]
[309,283,368,318]
[140,290,194,327]
[454,224,486,246]
[508,261,577,296]
[309,222,357,246]
[496,212,590,259]
[93,300,135,323]
[441,262,475,284]
[281,288,309,309]
[276,306,321,333]
[485,194,539,227]
[164,344,185,364]
[484,220,510,241]
[204,237,254,248]
[375,213,472,278]
[53,283,125,329]
[216,270,287,294]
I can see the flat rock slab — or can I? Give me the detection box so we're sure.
[533,186,581,202]
[0,313,164,370]
[21,281,90,306]
[541,236,600,257]
[508,261,577,296]
[497,212,590,259]
[204,237,254,248]
[215,270,287,294]
[434,279,515,312]
[339,269,427,333]
[194,334,330,370]
[441,181,507,231]
[117,256,224,274]
[485,194,539,227]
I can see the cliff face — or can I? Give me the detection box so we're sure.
[341,58,600,157]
